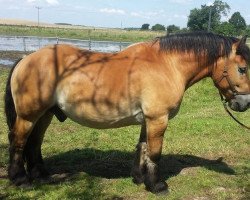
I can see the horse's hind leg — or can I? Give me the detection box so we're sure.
[131,123,147,184]
[24,112,53,180]
[8,117,34,186]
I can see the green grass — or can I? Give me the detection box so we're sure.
[0,67,249,199]
[0,25,164,43]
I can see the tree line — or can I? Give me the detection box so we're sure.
[139,0,249,36]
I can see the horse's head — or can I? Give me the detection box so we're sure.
[213,35,250,112]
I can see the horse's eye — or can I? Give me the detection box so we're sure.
[238,67,247,75]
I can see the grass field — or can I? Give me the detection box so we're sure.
[0,66,249,200]
[0,25,164,43]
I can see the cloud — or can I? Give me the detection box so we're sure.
[130,12,141,17]
[26,0,59,6]
[27,0,37,2]
[46,0,59,5]
[130,10,165,19]
[169,0,193,5]
[99,8,125,15]
[173,14,187,19]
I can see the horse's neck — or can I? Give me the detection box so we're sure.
[169,53,212,89]
[135,42,213,90]
[185,64,211,88]
[148,42,212,89]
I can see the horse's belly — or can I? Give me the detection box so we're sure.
[63,106,143,129]
[70,112,143,129]
[57,94,143,129]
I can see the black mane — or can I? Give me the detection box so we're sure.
[157,32,250,65]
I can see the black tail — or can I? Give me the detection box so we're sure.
[4,59,22,131]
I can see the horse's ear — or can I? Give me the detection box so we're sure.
[239,35,248,46]
[234,35,248,50]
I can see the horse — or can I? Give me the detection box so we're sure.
[4,32,250,193]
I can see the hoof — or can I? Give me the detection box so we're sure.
[28,165,49,180]
[131,169,145,185]
[8,165,29,186]
[19,181,33,189]
[145,181,168,194]
[132,174,145,185]
[11,174,30,186]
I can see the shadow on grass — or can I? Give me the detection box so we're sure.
[0,148,236,199]
[44,148,235,183]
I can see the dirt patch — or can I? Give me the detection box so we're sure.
[180,166,199,176]
[0,51,32,68]
[0,51,29,60]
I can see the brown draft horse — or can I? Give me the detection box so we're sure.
[4,32,250,193]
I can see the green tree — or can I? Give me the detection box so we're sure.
[167,24,180,34]
[244,25,250,36]
[187,0,230,31]
[229,12,246,35]
[141,23,150,30]
[214,22,236,36]
[180,28,189,33]
[152,24,165,31]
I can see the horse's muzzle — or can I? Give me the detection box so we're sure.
[229,94,250,112]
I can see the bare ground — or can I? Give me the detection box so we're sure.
[0,51,32,68]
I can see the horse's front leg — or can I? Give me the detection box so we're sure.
[144,115,168,193]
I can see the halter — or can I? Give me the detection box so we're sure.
[214,65,250,130]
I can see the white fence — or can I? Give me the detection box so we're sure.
[0,35,132,52]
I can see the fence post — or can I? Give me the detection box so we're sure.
[56,37,59,44]
[119,41,122,51]
[88,30,91,50]
[89,38,91,50]
[23,37,26,52]
[38,37,41,49]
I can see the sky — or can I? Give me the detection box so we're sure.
[0,0,250,28]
